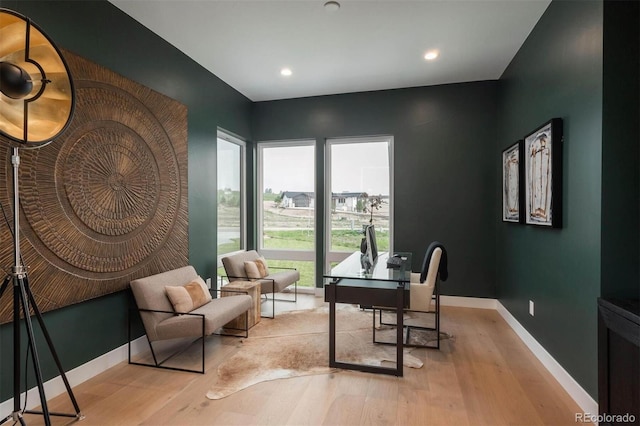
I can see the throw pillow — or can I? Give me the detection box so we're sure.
[165,276,212,313]
[254,257,269,276]
[244,257,270,280]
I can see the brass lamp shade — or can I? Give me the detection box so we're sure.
[0,8,74,148]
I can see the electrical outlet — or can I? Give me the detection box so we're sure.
[206,277,212,289]
[529,300,535,316]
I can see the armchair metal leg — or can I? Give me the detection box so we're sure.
[128,307,207,373]
[261,289,276,319]
[260,281,299,318]
[129,336,207,374]
[128,307,249,374]
[271,281,299,303]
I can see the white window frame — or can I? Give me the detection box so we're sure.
[257,139,316,262]
[325,135,394,268]
[216,129,247,265]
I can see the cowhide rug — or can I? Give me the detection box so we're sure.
[206,305,428,400]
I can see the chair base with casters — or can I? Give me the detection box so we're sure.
[221,250,300,318]
[128,266,252,374]
[373,280,441,349]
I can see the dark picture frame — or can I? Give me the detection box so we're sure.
[502,140,524,223]
[523,118,563,228]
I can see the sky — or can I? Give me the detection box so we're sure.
[262,141,390,195]
[217,138,241,191]
[218,139,391,195]
[262,145,315,193]
[331,142,389,195]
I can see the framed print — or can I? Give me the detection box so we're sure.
[502,140,523,223]
[523,118,563,228]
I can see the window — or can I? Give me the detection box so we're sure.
[217,131,245,259]
[326,136,393,266]
[257,141,315,288]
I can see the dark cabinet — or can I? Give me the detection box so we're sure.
[598,298,639,425]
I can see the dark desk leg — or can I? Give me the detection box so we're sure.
[396,284,404,377]
[328,284,336,368]
[325,281,403,376]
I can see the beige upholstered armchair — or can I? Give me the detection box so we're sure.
[129,265,252,373]
[221,250,299,318]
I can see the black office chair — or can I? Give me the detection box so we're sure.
[373,241,448,349]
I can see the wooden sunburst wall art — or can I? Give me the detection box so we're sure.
[0,50,188,324]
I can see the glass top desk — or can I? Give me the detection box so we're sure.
[323,251,412,376]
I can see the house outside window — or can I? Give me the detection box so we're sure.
[257,141,316,289]
[326,136,393,268]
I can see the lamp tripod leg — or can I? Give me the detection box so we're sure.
[0,275,10,298]
[22,274,83,419]
[0,272,83,426]
[0,277,25,426]
[16,274,52,426]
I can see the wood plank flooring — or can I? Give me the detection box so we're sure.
[27,295,584,425]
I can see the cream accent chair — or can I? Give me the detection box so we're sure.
[129,265,252,373]
[221,250,299,318]
[374,241,448,349]
[409,245,442,312]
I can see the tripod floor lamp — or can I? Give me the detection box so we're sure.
[0,8,83,426]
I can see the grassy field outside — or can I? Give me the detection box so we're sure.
[217,258,315,289]
[218,228,389,287]
[217,198,389,287]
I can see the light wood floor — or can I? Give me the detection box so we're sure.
[30,294,583,425]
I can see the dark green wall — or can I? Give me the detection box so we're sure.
[3,0,253,279]
[497,1,603,398]
[2,0,634,409]
[252,82,499,298]
[601,0,640,299]
[0,0,252,402]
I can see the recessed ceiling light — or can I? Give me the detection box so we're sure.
[281,68,292,77]
[424,50,439,61]
[324,1,340,12]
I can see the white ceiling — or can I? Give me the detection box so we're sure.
[109,0,550,102]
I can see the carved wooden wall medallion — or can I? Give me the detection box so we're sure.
[0,50,188,323]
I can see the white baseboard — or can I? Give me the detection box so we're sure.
[317,292,595,413]
[0,336,147,419]
[495,301,598,414]
[2,297,597,420]
[440,295,498,309]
